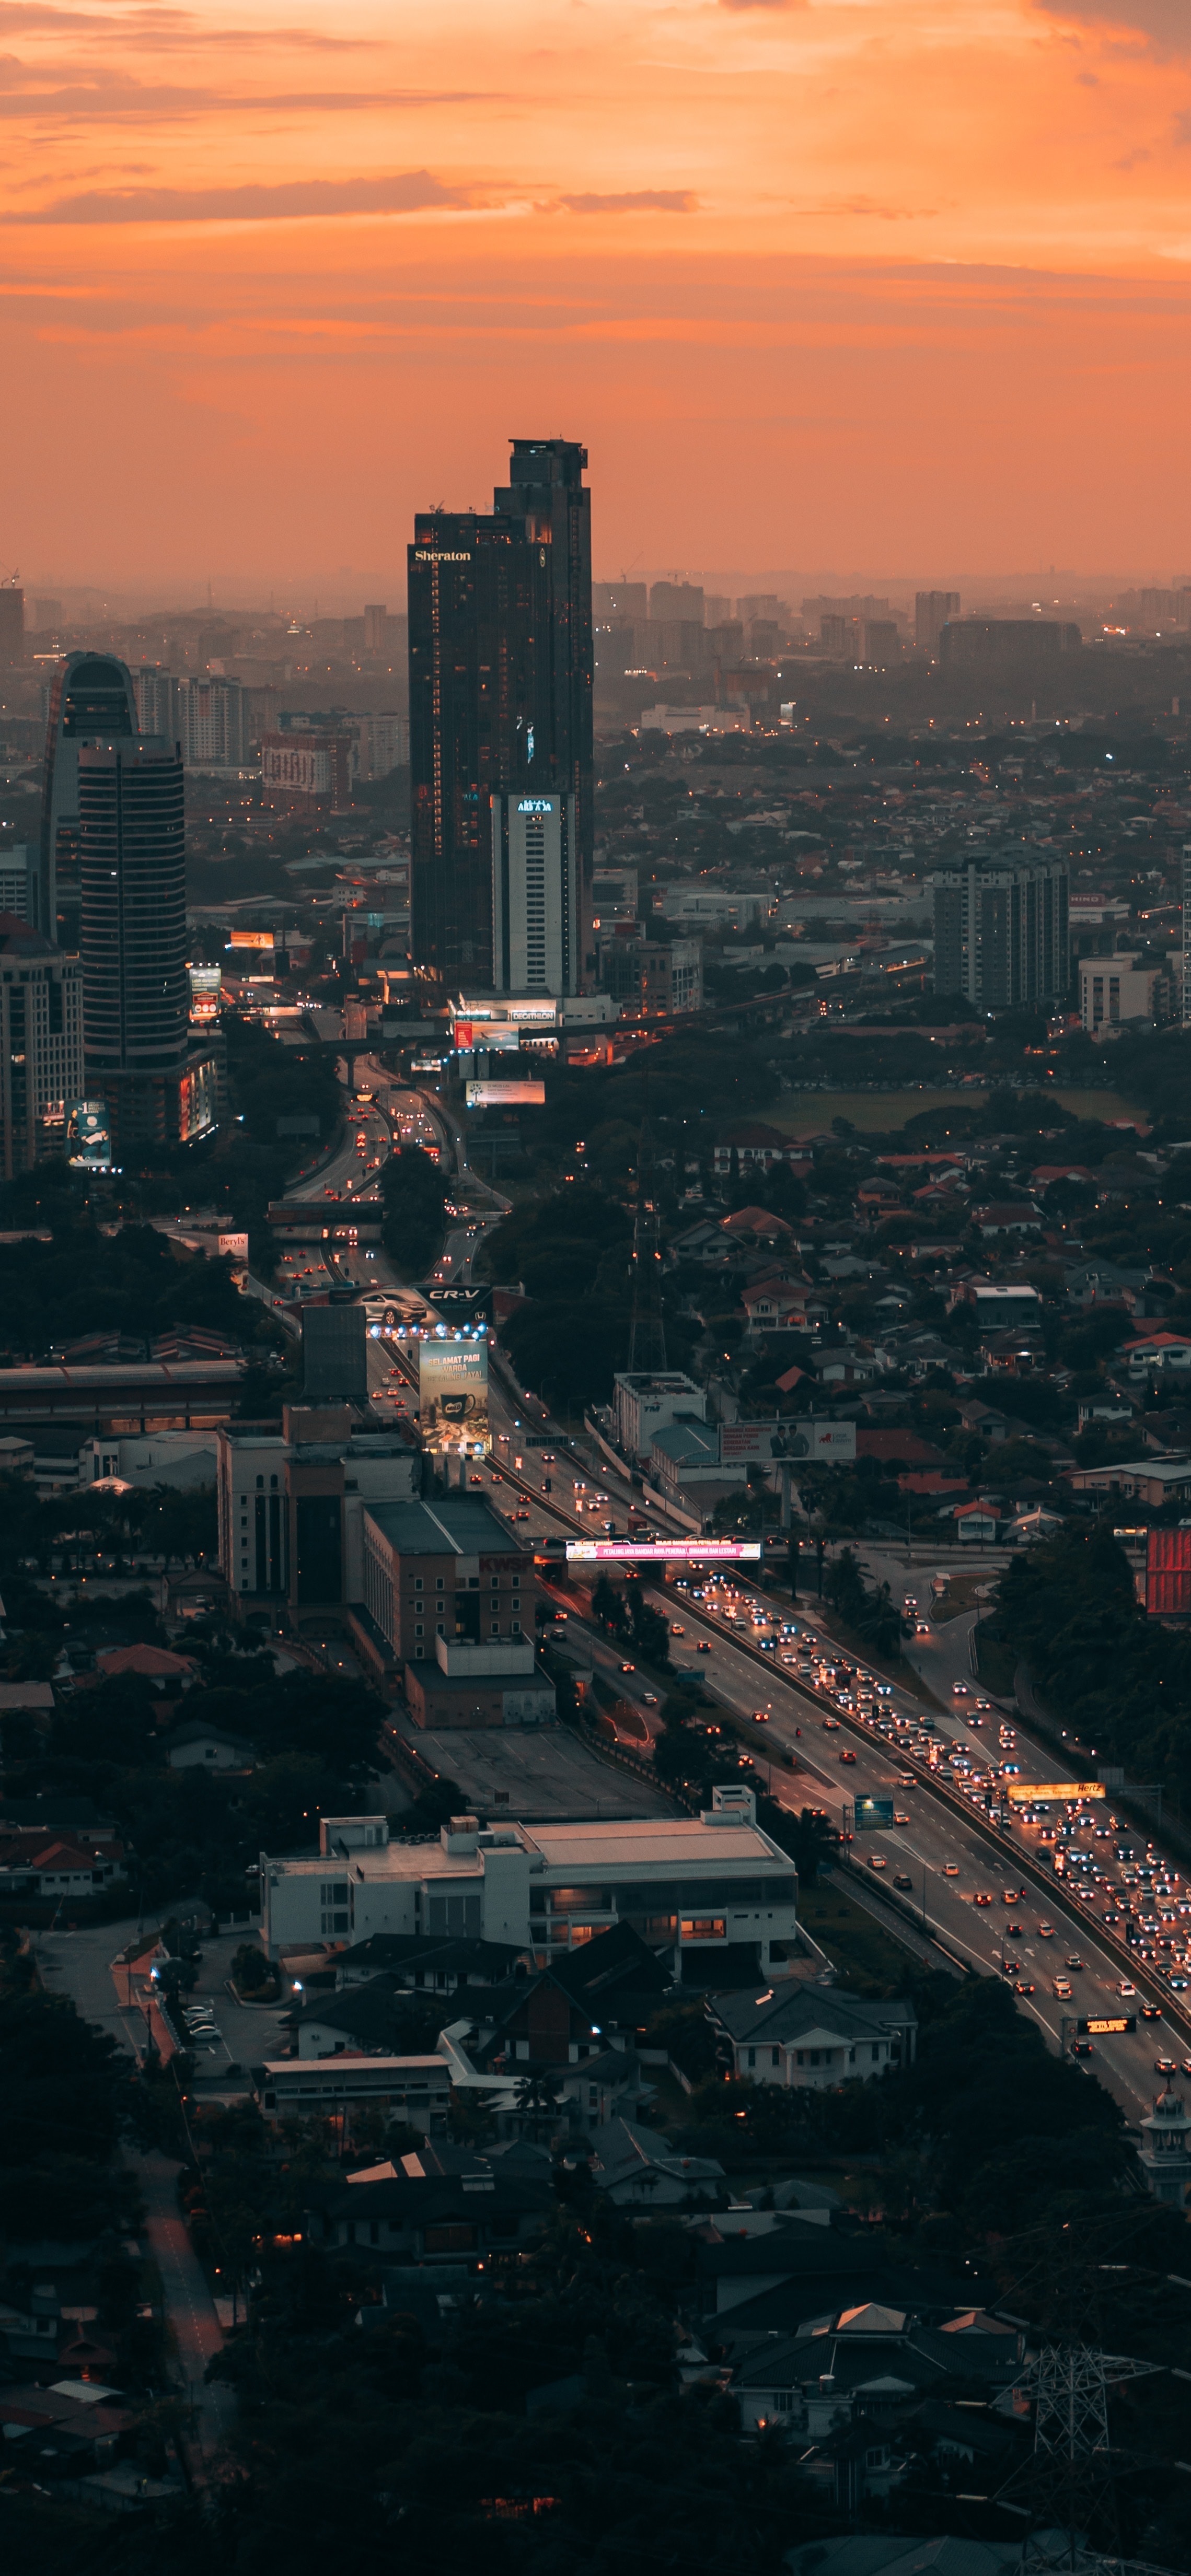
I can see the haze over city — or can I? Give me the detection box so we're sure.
[7,7,1191,2576]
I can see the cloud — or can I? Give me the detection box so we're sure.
[0,1,373,38]
[9,169,478,219]
[0,61,484,119]
[556,189,698,213]
[718,0,804,11]
[1033,0,1191,51]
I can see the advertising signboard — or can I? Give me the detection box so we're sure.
[566,1538,762,1564]
[227,929,275,951]
[465,1080,546,1107]
[217,1231,249,1261]
[189,964,222,1021]
[854,1797,895,1830]
[417,1336,490,1454]
[455,1021,522,1052]
[1080,2016,1136,2036]
[1005,1781,1105,1804]
[720,1419,857,1464]
[65,1099,112,1168]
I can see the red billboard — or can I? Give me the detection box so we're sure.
[1147,1527,1191,1617]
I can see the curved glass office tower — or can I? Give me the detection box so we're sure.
[39,652,138,947]
[79,739,189,1087]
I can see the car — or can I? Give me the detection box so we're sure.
[894,1811,910,1826]
[670,1624,685,1636]
[868,1854,887,1870]
[697,1641,712,1654]
[619,1662,635,1674]
[1071,2037,1094,2057]
[893,1873,914,1891]
[973,1892,993,1906]
[641,1692,658,1707]
[943,1862,959,1877]
[1065,1955,1083,1971]
[469,1474,484,1487]
[1006,1922,1024,1938]
[1053,1978,1073,1999]
[752,1709,770,1723]
[1002,1889,1022,1904]
[974,1698,992,1711]
[1140,2002,1163,2021]
[1118,1980,1137,1998]
[1037,1922,1056,1939]
[1015,1978,1035,1995]
[915,1620,931,1636]
[952,1683,970,1697]
[1155,2057,1178,2076]
[823,1717,841,1730]
[839,1749,857,1764]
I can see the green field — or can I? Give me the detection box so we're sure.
[768,1088,1144,1137]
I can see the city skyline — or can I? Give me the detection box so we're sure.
[2,2,1191,586]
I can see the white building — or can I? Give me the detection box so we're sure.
[260,1786,800,1979]
[80,1429,219,1490]
[612,1370,707,1462]
[491,792,581,997]
[176,674,249,769]
[707,1983,917,2091]
[1079,952,1167,1036]
[216,1409,420,1611]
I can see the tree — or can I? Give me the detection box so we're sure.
[380,1146,447,1278]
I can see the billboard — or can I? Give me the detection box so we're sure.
[566,1538,762,1563]
[1147,1527,1191,1618]
[65,1099,112,1168]
[1080,2016,1136,2036]
[418,1336,490,1454]
[189,964,222,1021]
[854,1797,895,1829]
[721,1419,857,1464]
[455,1021,521,1052]
[217,1230,249,1261]
[466,1080,546,1107]
[1005,1780,1105,1804]
[227,929,275,952]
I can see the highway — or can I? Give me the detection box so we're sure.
[297,1048,1182,2125]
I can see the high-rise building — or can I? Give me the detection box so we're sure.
[409,436,593,991]
[649,580,703,623]
[132,667,180,742]
[862,621,900,665]
[736,593,787,626]
[363,603,389,653]
[0,583,24,666]
[915,591,960,654]
[493,438,593,955]
[176,674,248,767]
[31,599,62,635]
[930,854,1069,1009]
[939,618,1081,670]
[0,916,84,1180]
[491,792,579,994]
[78,738,213,1151]
[39,653,138,947]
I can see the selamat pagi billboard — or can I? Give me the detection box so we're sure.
[417,1336,490,1455]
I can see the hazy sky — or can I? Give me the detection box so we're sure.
[4,0,1191,595]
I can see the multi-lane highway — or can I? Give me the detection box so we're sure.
[286,1048,1183,2125]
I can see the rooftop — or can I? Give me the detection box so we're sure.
[365,1496,525,1556]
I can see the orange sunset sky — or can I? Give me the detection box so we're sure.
[3,0,1191,595]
